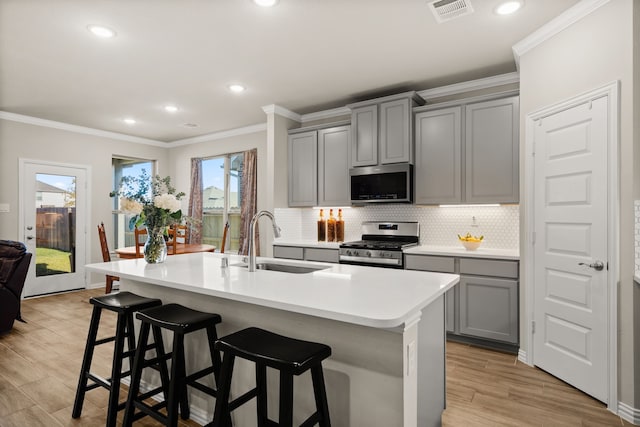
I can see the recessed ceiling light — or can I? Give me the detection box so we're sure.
[87,25,116,38]
[228,84,246,93]
[123,118,136,125]
[164,105,179,113]
[495,1,523,15]
[253,0,278,7]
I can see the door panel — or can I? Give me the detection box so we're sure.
[20,160,88,297]
[533,96,608,402]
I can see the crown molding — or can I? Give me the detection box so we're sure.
[261,104,301,122]
[418,72,519,100]
[169,123,267,147]
[0,111,166,146]
[512,0,611,68]
[300,106,352,123]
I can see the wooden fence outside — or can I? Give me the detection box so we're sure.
[36,207,75,252]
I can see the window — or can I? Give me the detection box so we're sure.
[112,158,154,249]
[201,153,243,252]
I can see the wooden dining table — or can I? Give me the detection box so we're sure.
[115,244,216,259]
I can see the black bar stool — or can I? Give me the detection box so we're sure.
[72,291,162,427]
[211,327,332,427]
[123,303,223,427]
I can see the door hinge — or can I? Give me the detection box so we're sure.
[531,231,536,245]
[532,320,536,334]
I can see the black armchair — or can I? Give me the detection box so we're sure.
[0,240,32,335]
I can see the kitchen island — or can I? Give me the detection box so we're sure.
[85,252,459,427]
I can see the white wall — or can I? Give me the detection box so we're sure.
[519,0,637,409]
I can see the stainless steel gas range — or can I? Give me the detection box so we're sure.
[338,221,419,269]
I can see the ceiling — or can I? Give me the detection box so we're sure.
[0,0,580,143]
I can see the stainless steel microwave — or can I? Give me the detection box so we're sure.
[350,164,413,204]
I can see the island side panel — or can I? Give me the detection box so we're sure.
[418,294,446,427]
[122,279,407,427]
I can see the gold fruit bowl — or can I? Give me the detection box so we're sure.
[460,240,482,250]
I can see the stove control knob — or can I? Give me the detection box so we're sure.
[365,251,371,257]
[346,250,352,256]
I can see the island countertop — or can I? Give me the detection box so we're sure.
[85,252,459,329]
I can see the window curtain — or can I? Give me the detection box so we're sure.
[238,149,258,256]
[188,158,203,244]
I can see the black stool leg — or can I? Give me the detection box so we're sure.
[166,332,185,426]
[123,321,151,427]
[150,325,172,404]
[125,312,137,370]
[278,371,294,427]
[212,352,235,427]
[256,363,268,427]
[311,365,331,427]
[72,305,102,418]
[105,313,127,427]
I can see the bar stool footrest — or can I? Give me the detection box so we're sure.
[229,388,259,412]
[299,412,321,427]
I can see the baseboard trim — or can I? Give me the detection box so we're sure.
[517,349,529,365]
[618,402,640,425]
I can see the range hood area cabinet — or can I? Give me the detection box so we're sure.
[348,92,425,167]
[414,95,520,205]
[288,124,351,207]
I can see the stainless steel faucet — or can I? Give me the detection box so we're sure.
[248,210,281,272]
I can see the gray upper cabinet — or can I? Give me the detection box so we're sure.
[288,124,351,207]
[318,125,351,206]
[414,95,519,205]
[379,98,413,164]
[349,92,424,167]
[351,105,378,167]
[414,107,462,204]
[288,130,318,207]
[465,96,519,203]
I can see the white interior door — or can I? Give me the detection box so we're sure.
[532,95,609,402]
[20,160,88,297]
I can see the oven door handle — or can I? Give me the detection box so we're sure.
[339,255,401,266]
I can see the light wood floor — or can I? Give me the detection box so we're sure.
[0,288,632,427]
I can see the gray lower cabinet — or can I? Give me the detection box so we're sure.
[273,245,339,263]
[288,124,351,207]
[458,275,518,343]
[405,253,519,348]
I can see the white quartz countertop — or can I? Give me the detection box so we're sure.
[404,245,520,260]
[86,253,458,329]
[273,239,341,249]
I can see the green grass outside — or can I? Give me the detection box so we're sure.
[35,247,72,276]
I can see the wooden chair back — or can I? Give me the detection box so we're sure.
[97,222,119,293]
[167,224,189,255]
[134,227,147,258]
[220,221,229,254]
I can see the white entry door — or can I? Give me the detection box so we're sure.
[20,160,89,297]
[532,94,610,402]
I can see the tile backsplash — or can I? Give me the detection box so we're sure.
[275,204,520,250]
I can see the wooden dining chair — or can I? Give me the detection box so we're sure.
[220,221,229,254]
[134,227,147,258]
[167,224,189,255]
[97,222,119,293]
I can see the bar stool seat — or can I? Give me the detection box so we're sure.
[212,327,332,427]
[123,303,223,427]
[72,291,162,427]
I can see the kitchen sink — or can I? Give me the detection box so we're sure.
[231,262,328,274]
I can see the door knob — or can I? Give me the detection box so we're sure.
[26,236,34,240]
[578,261,604,271]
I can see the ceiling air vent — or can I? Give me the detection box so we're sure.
[428,0,474,23]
